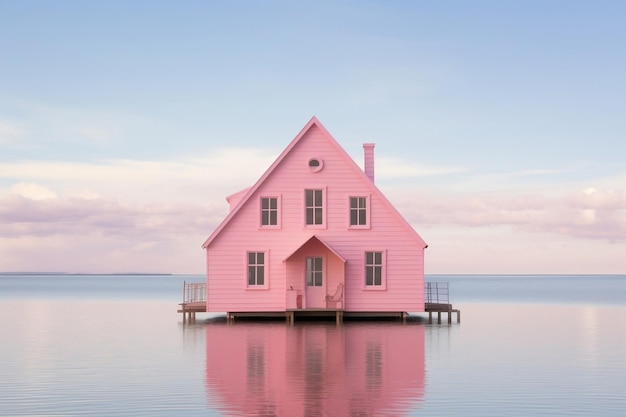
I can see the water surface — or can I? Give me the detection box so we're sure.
[1,274,625,416]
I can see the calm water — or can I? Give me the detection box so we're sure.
[1,274,625,416]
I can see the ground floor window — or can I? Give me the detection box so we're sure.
[365,251,384,287]
[247,252,265,286]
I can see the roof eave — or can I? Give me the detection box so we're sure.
[201,116,323,249]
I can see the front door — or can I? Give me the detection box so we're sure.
[305,257,324,308]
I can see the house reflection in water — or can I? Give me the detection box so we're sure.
[205,322,425,416]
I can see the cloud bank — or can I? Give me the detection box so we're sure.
[1,153,624,273]
[393,187,626,242]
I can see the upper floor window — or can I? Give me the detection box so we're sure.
[365,251,384,287]
[350,197,367,226]
[305,189,323,225]
[260,197,278,226]
[247,252,265,287]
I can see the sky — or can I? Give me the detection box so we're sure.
[1,1,625,274]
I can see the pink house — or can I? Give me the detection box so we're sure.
[201,117,427,321]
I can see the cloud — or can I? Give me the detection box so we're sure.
[0,148,276,203]
[391,187,626,242]
[0,193,224,240]
[569,187,625,210]
[0,232,206,274]
[4,172,624,249]
[1,150,624,273]
[10,183,58,200]
[0,189,222,273]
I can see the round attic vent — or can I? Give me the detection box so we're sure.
[308,158,323,172]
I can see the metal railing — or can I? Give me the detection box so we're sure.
[182,281,206,303]
[425,282,449,304]
[183,281,445,305]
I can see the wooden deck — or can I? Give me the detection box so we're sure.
[425,302,461,324]
[178,281,460,324]
[177,302,206,323]
[424,282,460,323]
[178,281,207,323]
[179,304,456,324]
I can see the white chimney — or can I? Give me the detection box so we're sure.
[363,143,375,183]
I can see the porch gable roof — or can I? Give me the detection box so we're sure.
[283,235,346,263]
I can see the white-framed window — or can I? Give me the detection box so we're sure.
[349,196,370,228]
[365,251,386,289]
[247,251,267,288]
[305,188,325,227]
[260,196,279,227]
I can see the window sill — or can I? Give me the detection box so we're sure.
[259,225,281,230]
[304,224,327,230]
[348,225,371,230]
[363,285,387,291]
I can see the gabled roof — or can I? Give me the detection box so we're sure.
[202,116,427,249]
[283,235,346,263]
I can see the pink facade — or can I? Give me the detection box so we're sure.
[205,323,425,416]
[202,117,427,314]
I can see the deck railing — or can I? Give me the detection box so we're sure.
[182,281,447,306]
[425,282,449,304]
[182,281,206,304]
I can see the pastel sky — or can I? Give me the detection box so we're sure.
[1,1,625,274]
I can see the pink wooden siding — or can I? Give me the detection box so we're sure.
[205,323,425,416]
[204,118,426,313]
